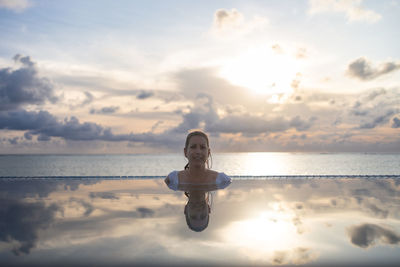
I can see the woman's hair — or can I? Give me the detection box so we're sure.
[184,130,212,170]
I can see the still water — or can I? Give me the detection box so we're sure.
[1,177,399,266]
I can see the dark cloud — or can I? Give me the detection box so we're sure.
[347,57,400,81]
[291,134,307,140]
[8,137,19,144]
[81,91,94,106]
[0,109,156,142]
[0,179,99,199]
[69,197,94,217]
[392,117,400,128]
[359,110,395,129]
[0,54,58,111]
[24,131,32,140]
[364,203,388,219]
[169,93,316,135]
[136,207,155,218]
[0,109,58,131]
[351,89,388,117]
[206,114,314,134]
[0,198,59,255]
[348,223,400,248]
[90,192,119,200]
[366,88,386,101]
[348,88,399,130]
[290,116,316,131]
[90,106,119,114]
[136,90,154,100]
[168,94,218,134]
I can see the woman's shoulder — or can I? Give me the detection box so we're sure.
[216,172,231,181]
[164,170,180,190]
[216,172,232,189]
[167,170,179,177]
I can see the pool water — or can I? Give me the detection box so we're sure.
[1,177,399,266]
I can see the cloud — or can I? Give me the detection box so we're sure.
[0,109,144,142]
[136,90,154,100]
[136,207,155,218]
[308,0,381,23]
[347,57,400,81]
[69,197,94,217]
[0,54,58,111]
[359,110,395,129]
[90,192,119,200]
[0,199,59,255]
[8,136,19,144]
[272,247,317,265]
[0,0,31,12]
[211,8,268,37]
[0,179,100,200]
[348,223,400,248]
[168,94,316,135]
[206,114,315,134]
[213,8,244,30]
[347,88,400,129]
[81,91,94,106]
[90,106,120,115]
[0,89,312,150]
[366,88,387,101]
[392,117,400,128]
[173,67,269,110]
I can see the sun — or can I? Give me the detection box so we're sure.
[219,47,299,95]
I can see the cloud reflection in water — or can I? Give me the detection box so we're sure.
[0,178,399,266]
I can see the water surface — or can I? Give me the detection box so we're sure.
[1,153,399,176]
[1,177,399,266]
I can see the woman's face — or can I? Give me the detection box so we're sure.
[184,135,210,167]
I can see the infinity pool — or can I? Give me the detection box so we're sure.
[1,177,399,266]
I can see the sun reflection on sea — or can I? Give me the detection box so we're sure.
[241,152,290,175]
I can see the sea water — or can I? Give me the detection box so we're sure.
[0,152,399,177]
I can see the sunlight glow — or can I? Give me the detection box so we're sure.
[219,210,300,262]
[219,47,299,95]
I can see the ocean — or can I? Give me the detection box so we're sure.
[1,152,399,177]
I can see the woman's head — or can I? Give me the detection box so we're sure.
[184,131,210,150]
[184,131,211,169]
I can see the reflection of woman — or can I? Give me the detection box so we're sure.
[164,130,231,231]
[184,191,210,232]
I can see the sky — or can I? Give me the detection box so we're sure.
[0,0,399,154]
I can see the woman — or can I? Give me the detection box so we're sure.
[164,130,231,190]
[164,130,231,232]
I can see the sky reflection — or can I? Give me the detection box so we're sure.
[0,178,399,266]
